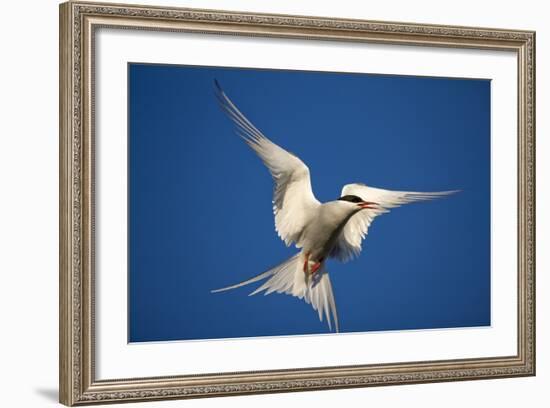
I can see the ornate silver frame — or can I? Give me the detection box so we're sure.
[59,1,536,405]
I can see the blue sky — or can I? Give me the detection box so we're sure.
[128,63,490,342]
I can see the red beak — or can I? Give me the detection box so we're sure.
[358,201,379,209]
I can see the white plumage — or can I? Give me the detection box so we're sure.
[211,81,458,332]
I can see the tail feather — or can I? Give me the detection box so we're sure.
[210,255,298,294]
[211,253,339,332]
[302,266,338,332]
[250,255,300,296]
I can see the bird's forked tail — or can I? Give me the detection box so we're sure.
[211,252,339,332]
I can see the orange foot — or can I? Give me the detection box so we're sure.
[310,262,321,275]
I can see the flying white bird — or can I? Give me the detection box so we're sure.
[211,80,457,332]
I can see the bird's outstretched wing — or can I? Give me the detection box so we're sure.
[331,183,458,262]
[215,81,320,247]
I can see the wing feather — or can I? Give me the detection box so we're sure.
[331,183,458,262]
[215,81,320,246]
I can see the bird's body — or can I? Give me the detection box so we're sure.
[211,81,457,332]
[301,201,359,262]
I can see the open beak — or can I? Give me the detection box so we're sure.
[358,201,379,209]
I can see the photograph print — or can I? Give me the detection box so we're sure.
[128,63,490,342]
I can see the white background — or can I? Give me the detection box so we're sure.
[0,0,546,407]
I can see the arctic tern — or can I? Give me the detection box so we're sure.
[211,80,457,332]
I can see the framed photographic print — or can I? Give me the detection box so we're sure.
[59,1,536,405]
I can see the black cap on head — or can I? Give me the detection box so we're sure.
[338,195,363,203]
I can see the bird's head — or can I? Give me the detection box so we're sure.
[337,194,380,211]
